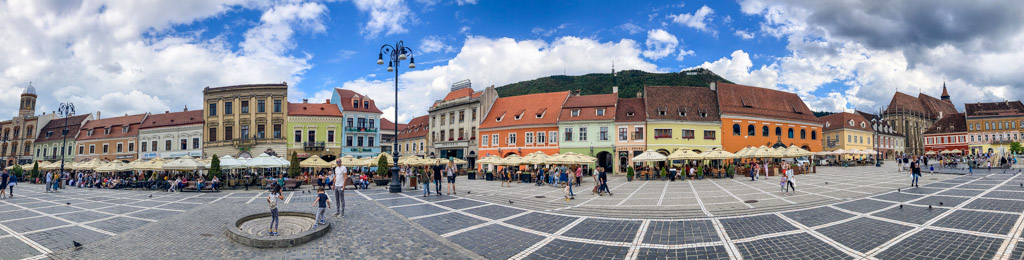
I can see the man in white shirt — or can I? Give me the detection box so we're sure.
[334,160,347,216]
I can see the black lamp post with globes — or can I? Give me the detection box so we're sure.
[377,41,415,193]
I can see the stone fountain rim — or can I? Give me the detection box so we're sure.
[225,211,331,248]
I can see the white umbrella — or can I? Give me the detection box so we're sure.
[211,155,245,169]
[632,150,668,162]
[667,148,702,160]
[244,153,287,168]
[162,156,207,171]
[700,149,737,160]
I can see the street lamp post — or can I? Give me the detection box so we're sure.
[57,103,75,177]
[377,41,415,193]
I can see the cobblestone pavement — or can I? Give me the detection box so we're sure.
[4,162,1021,259]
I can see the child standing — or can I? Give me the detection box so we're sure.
[267,186,284,235]
[312,188,330,227]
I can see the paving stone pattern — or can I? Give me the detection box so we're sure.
[817,217,914,253]
[875,229,1003,259]
[642,220,719,245]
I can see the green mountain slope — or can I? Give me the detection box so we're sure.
[495,68,732,98]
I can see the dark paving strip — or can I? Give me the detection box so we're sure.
[413,212,485,235]
[734,233,851,260]
[561,218,642,243]
[449,224,544,260]
[641,220,719,245]
[23,226,110,252]
[932,210,1020,235]
[872,205,947,225]
[375,197,421,207]
[392,204,448,218]
[938,189,986,197]
[872,192,923,202]
[525,239,629,260]
[719,214,798,240]
[463,205,525,220]
[504,212,579,234]
[4,216,69,233]
[0,236,39,259]
[636,246,731,260]
[912,195,969,208]
[834,199,894,213]
[436,199,487,210]
[782,207,854,228]
[88,217,151,234]
[875,229,1002,259]
[962,198,1024,213]
[0,209,39,221]
[817,217,914,253]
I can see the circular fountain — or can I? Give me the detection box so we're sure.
[225,212,330,248]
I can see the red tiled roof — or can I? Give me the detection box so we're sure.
[442,88,474,102]
[480,91,570,129]
[646,86,720,122]
[818,112,871,132]
[77,113,147,141]
[716,82,816,123]
[924,113,967,134]
[288,102,342,117]
[964,101,1024,117]
[335,88,383,113]
[35,114,91,143]
[884,92,958,120]
[140,110,203,129]
[471,91,483,98]
[397,115,429,140]
[380,118,406,131]
[615,98,645,122]
[919,93,958,119]
[558,94,617,122]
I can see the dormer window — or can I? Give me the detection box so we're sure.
[364,101,369,108]
[596,108,605,116]
[104,128,111,135]
[700,111,708,117]
[571,109,580,117]
[678,109,686,117]
[122,126,129,133]
[627,112,635,116]
[658,107,666,116]
[826,122,831,128]
[514,111,524,120]
[495,112,506,122]
[87,129,94,136]
[860,122,866,128]
[46,131,53,138]
[352,100,359,108]
[535,109,546,118]
[848,120,855,127]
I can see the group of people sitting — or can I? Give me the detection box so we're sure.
[167,175,220,192]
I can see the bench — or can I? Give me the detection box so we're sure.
[264,179,302,191]
[183,181,216,192]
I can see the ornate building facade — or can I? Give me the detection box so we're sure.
[202,83,289,158]
[2,84,55,167]
[881,84,958,156]
[428,80,498,165]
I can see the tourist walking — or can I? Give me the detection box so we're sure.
[432,164,442,196]
[785,164,795,194]
[598,166,612,196]
[575,166,582,187]
[267,186,284,236]
[421,166,431,197]
[7,172,15,198]
[910,158,921,188]
[445,160,456,195]
[45,171,52,192]
[334,160,347,216]
[0,170,8,199]
[312,188,330,227]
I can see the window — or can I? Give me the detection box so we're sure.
[122,126,129,133]
[128,142,134,152]
[273,124,282,138]
[346,136,353,146]
[507,133,517,145]
[986,122,990,130]
[363,101,369,109]
[450,112,455,124]
[800,129,806,139]
[811,131,817,140]
[579,127,588,141]
[257,125,265,139]
[599,127,608,141]
[762,126,769,136]
[776,127,782,136]
[209,103,217,116]
[681,129,696,139]
[241,100,249,114]
[440,115,446,126]
[89,145,95,154]
[848,135,852,142]
[459,128,465,139]
[240,125,249,139]
[142,141,148,152]
[655,129,672,139]
[357,118,367,129]
[346,118,354,128]
[225,101,233,115]
[538,131,547,144]
[969,124,974,131]
[459,110,465,122]
[165,140,171,151]
[618,127,627,141]
[970,136,975,142]
[104,128,110,135]
[103,144,109,154]
[274,100,282,113]
[449,129,454,140]
[368,137,374,147]
[634,127,644,140]
[596,108,605,116]
[471,127,476,140]
[257,100,265,113]
[564,128,573,141]
[308,130,316,143]
[703,130,715,140]
[193,138,200,149]
[491,134,498,146]
[352,100,359,108]
[87,129,93,136]
[472,108,477,121]
[748,125,755,136]
[180,139,187,150]
[440,131,446,141]
[369,119,375,129]
[295,130,302,143]
[732,124,741,136]
[525,132,534,144]
[152,141,158,152]
[481,135,488,146]
[571,109,580,117]
[328,130,335,143]
[787,128,794,138]
[225,126,233,140]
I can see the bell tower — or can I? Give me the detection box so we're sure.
[19,82,36,117]
[940,82,951,103]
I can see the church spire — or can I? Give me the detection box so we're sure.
[940,81,951,103]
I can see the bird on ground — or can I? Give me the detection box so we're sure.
[899,204,903,209]
[928,205,933,210]
[508,200,514,204]
[66,202,71,206]
[897,188,901,193]
[73,241,82,248]
[467,191,471,194]
[939,202,943,206]
[825,182,828,185]
[149,194,152,198]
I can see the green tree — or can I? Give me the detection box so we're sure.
[1010,142,1024,155]
[288,152,301,178]
[377,155,390,178]
[11,165,23,179]
[31,161,39,179]
[209,155,222,179]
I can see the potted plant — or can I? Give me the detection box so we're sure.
[696,165,704,180]
[467,170,476,180]
[373,156,391,186]
[660,167,667,181]
[626,166,634,181]
[485,171,494,181]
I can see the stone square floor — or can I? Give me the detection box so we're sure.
[1,163,1021,259]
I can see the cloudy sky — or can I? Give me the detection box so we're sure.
[2,0,1022,123]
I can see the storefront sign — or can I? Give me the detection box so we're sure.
[115,155,135,159]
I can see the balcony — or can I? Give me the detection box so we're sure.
[43,155,61,161]
[345,128,377,133]
[304,141,325,151]
[233,139,257,147]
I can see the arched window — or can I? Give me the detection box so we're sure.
[732,124,741,136]
[775,127,782,136]
[787,128,794,138]
[811,131,817,140]
[762,126,769,136]
[747,125,755,136]
[800,129,806,139]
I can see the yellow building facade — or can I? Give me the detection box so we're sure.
[819,113,874,159]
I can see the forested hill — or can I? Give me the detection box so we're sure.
[495,68,732,98]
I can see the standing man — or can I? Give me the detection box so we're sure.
[45,171,53,192]
[910,157,921,188]
[333,160,347,216]
[598,166,612,196]
[432,163,442,196]
[445,160,457,195]
[0,170,9,199]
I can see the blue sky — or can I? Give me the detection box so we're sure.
[1,0,1022,123]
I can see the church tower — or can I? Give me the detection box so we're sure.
[19,82,36,117]
[940,82,951,103]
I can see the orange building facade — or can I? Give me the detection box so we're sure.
[719,117,822,152]
[716,82,823,152]
[478,91,569,168]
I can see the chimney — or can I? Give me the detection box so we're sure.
[165,111,169,114]
[612,86,618,94]
[326,99,330,104]
[96,111,101,119]
[636,91,643,98]
[303,99,308,103]
[710,81,717,91]
[183,105,188,111]
[575,89,581,96]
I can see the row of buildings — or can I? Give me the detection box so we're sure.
[2,77,1016,173]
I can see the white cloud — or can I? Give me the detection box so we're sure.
[668,5,715,33]
[336,36,660,122]
[352,0,413,38]
[456,0,478,6]
[691,50,779,91]
[641,29,678,60]
[0,0,325,118]
[618,23,643,35]
[420,35,454,53]
[734,29,755,39]
[531,24,568,37]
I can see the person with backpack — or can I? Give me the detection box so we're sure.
[267,186,284,235]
